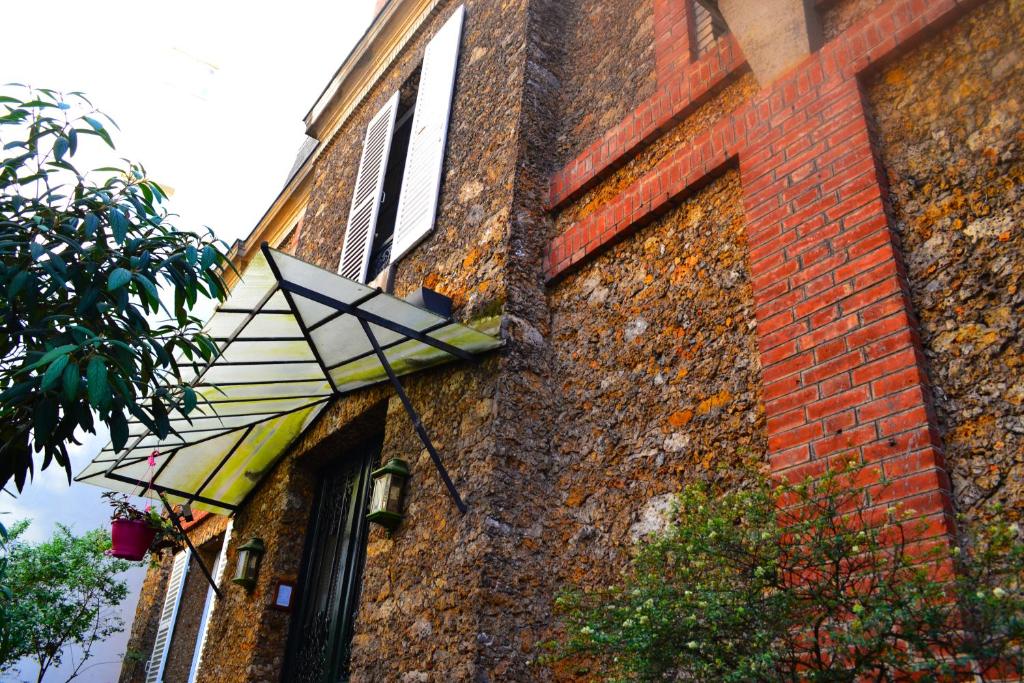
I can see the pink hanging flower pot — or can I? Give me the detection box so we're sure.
[110,519,157,561]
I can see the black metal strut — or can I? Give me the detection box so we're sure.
[159,492,223,599]
[358,318,468,514]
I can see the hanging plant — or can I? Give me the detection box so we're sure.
[102,492,184,562]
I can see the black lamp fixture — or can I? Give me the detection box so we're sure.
[231,537,265,591]
[366,459,410,531]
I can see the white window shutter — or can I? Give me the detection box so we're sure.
[338,91,401,282]
[145,548,191,683]
[186,519,233,683]
[390,4,465,264]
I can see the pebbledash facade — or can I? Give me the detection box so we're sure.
[114,0,1023,680]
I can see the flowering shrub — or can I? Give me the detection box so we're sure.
[548,463,1023,681]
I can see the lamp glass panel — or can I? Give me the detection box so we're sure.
[388,479,404,512]
[234,551,248,581]
[370,474,389,514]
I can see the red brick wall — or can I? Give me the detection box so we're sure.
[544,0,989,546]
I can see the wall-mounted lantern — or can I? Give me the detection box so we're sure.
[231,537,265,591]
[366,458,410,530]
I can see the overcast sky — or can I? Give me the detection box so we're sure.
[2,1,374,680]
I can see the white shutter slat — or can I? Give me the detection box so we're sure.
[338,91,400,283]
[146,549,191,683]
[186,519,234,683]
[390,4,465,264]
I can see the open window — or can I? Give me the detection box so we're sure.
[366,88,417,282]
[337,5,465,285]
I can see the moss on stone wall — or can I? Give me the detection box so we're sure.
[866,0,1024,525]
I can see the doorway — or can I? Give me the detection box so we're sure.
[282,434,381,683]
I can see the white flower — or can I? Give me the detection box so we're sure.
[993,587,1008,599]
[643,598,655,609]
[687,641,699,650]
[623,619,635,628]
[976,590,986,599]
[580,626,594,636]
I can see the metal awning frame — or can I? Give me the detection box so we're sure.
[263,243,468,513]
[100,242,474,516]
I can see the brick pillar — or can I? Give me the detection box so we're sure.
[741,74,954,537]
[653,0,692,82]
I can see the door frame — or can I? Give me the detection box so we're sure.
[281,434,382,682]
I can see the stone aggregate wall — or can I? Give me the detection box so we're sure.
[120,1,1024,682]
[819,0,886,42]
[545,168,765,611]
[163,538,223,683]
[553,71,758,232]
[866,0,1024,525]
[196,0,550,679]
[552,0,656,167]
[193,391,389,683]
[118,555,173,683]
[118,513,230,683]
[298,0,529,323]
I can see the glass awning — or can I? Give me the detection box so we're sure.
[75,246,502,514]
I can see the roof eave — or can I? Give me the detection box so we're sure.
[303,0,438,140]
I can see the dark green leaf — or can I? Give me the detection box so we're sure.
[41,354,70,391]
[84,213,99,236]
[110,411,129,451]
[53,136,68,160]
[24,344,78,371]
[62,362,80,401]
[200,245,216,268]
[7,270,29,298]
[134,272,159,302]
[109,206,128,243]
[107,267,132,291]
[182,386,197,415]
[85,356,109,410]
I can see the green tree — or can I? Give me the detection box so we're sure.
[0,84,232,491]
[549,462,1024,681]
[1,522,131,682]
[0,517,25,671]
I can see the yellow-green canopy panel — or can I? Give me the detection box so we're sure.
[75,246,502,515]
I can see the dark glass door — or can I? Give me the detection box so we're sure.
[282,437,380,683]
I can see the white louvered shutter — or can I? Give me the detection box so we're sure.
[145,549,191,683]
[338,91,400,282]
[390,4,465,263]
[186,519,233,683]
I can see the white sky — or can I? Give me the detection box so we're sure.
[1,1,374,680]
